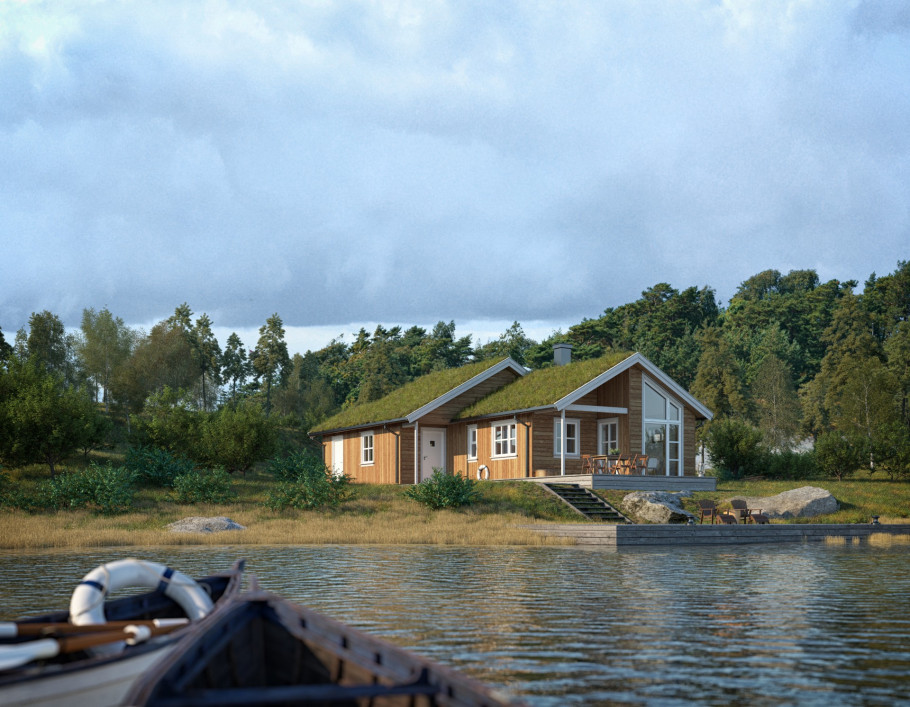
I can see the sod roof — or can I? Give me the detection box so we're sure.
[310,357,513,434]
[455,351,634,419]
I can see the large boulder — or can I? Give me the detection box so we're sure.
[733,486,838,519]
[621,491,695,524]
[167,516,246,533]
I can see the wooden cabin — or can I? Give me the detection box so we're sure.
[310,347,712,483]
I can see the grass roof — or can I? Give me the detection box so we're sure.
[311,358,511,434]
[455,351,634,419]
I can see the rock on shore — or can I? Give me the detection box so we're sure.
[621,491,695,524]
[167,516,246,533]
[733,486,838,519]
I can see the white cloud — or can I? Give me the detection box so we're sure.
[1,1,907,342]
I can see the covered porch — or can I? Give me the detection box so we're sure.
[514,473,717,492]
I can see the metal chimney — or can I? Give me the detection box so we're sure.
[553,343,573,366]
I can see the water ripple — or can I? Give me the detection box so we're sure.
[2,543,910,705]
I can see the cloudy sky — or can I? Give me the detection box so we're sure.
[2,0,908,355]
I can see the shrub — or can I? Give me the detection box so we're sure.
[41,462,136,515]
[172,468,237,504]
[267,448,325,482]
[266,463,351,510]
[815,431,864,481]
[703,419,767,480]
[405,469,479,510]
[125,446,195,487]
[198,402,277,474]
[763,449,819,480]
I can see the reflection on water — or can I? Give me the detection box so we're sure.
[2,543,909,705]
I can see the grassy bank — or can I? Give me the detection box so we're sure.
[599,478,910,524]
[0,471,579,550]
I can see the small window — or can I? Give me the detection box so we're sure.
[553,418,580,457]
[492,421,517,458]
[361,431,374,465]
[467,425,478,461]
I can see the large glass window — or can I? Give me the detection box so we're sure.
[492,422,517,458]
[553,418,580,457]
[643,381,682,476]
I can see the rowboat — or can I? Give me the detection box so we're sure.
[0,559,244,707]
[125,579,523,706]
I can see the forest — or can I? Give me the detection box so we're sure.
[0,261,908,483]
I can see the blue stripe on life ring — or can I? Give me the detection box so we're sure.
[157,566,175,594]
[79,580,106,593]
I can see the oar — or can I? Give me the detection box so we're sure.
[0,618,189,638]
[0,622,185,671]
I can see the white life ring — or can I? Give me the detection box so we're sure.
[476,465,490,480]
[70,558,214,627]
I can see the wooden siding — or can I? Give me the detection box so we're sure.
[684,408,696,476]
[447,415,531,480]
[321,426,403,484]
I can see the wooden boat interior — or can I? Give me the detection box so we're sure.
[133,589,515,707]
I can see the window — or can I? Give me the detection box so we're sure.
[598,418,619,456]
[360,430,374,465]
[492,421,517,458]
[467,425,478,461]
[553,418,580,457]
[643,379,682,476]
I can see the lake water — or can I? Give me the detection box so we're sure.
[2,543,909,706]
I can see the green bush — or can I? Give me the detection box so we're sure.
[763,449,819,480]
[267,448,325,482]
[266,463,351,510]
[172,467,237,504]
[815,431,864,481]
[405,469,479,510]
[41,462,136,515]
[703,418,767,480]
[198,402,277,474]
[125,446,195,487]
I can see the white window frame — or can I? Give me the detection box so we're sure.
[491,420,518,459]
[642,376,683,476]
[360,430,374,466]
[598,418,620,456]
[467,425,478,462]
[553,417,581,458]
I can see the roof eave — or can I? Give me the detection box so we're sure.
[308,417,408,438]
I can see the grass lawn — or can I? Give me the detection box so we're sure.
[0,461,580,550]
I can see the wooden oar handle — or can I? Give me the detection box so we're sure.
[55,622,182,654]
[2,618,189,638]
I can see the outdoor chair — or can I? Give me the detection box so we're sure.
[646,457,660,475]
[634,455,649,475]
[730,499,750,524]
[750,511,770,525]
[716,512,738,524]
[696,499,717,524]
[581,455,593,474]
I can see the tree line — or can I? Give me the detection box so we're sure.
[1,261,908,480]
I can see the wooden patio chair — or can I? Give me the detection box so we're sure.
[592,457,608,474]
[717,512,738,524]
[581,455,594,474]
[613,457,633,475]
[634,455,649,475]
[730,499,750,524]
[696,499,717,524]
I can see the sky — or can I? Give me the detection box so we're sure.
[2,0,908,356]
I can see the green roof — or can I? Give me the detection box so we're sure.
[311,358,511,434]
[455,351,634,419]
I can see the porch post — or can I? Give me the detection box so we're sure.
[414,420,419,484]
[560,410,566,476]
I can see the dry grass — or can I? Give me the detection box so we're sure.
[0,482,575,550]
